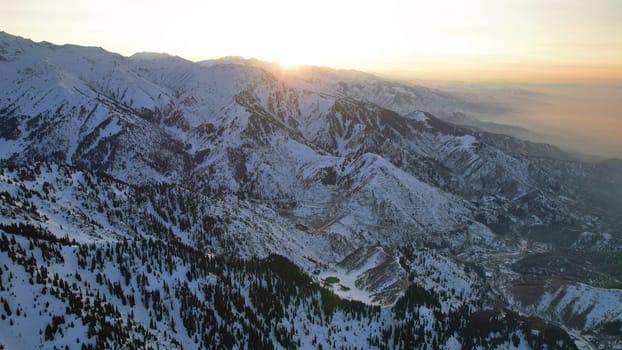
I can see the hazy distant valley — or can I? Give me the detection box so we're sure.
[1,31,621,349]
[418,80,622,160]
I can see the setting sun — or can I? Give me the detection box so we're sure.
[2,0,621,82]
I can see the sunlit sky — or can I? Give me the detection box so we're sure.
[2,0,622,82]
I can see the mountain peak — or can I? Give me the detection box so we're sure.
[130,51,181,61]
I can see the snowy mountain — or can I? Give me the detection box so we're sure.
[1,31,621,349]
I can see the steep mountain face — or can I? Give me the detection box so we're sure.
[203,57,566,149]
[0,225,579,349]
[1,32,621,348]
[204,58,483,122]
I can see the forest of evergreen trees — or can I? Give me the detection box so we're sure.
[0,224,577,349]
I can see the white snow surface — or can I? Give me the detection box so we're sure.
[531,283,622,331]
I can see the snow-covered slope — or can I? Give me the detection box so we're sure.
[530,284,622,332]
[200,57,477,120]
[1,227,581,349]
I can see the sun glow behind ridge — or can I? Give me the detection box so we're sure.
[1,0,622,82]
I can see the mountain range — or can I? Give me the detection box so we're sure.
[1,31,621,349]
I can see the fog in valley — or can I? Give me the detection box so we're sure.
[427,81,622,160]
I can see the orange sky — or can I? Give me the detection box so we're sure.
[1,0,621,83]
[380,60,622,83]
